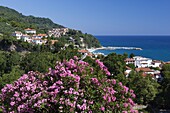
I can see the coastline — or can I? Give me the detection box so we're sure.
[87,46,142,53]
[94,36,170,62]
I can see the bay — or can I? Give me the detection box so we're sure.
[94,36,170,61]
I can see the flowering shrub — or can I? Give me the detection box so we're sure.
[0,56,137,113]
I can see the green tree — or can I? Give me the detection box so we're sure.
[102,53,127,83]
[0,52,7,76]
[127,71,159,105]
[7,51,21,66]
[0,66,24,89]
[127,63,135,70]
[153,64,170,109]
[129,53,135,58]
[21,52,58,73]
[83,56,96,67]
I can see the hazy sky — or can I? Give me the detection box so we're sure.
[1,0,170,35]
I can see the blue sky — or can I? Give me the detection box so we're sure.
[0,0,170,35]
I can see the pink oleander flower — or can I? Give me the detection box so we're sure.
[88,101,93,104]
[0,56,137,113]
[103,95,107,100]
[119,82,123,87]
[123,86,129,93]
[14,91,19,97]
[10,102,15,106]
[122,111,128,113]
[123,103,129,108]
[91,77,98,82]
[100,106,105,111]
[73,56,78,60]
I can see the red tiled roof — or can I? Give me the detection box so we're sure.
[87,52,93,57]
[32,38,41,40]
[125,58,134,62]
[50,40,58,45]
[141,73,154,77]
[38,34,47,37]
[153,60,162,63]
[25,28,35,31]
[22,34,29,37]
[135,68,154,72]
[14,31,22,34]
[126,66,132,70]
[78,50,89,53]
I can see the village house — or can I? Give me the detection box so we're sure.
[12,29,49,45]
[32,39,47,45]
[150,60,162,68]
[133,56,152,68]
[12,31,22,40]
[125,56,162,68]
[80,37,85,48]
[136,67,155,75]
[48,28,69,38]
[38,34,48,38]
[125,58,135,64]
[78,49,93,59]
[50,40,58,45]
[25,28,36,34]
[125,66,132,77]
[32,35,42,39]
[21,34,32,42]
[135,67,162,81]
[32,39,42,45]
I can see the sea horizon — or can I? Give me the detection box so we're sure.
[94,34,170,36]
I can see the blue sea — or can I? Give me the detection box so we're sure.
[94,36,170,62]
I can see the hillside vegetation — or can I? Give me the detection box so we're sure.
[0,6,63,34]
[0,6,101,48]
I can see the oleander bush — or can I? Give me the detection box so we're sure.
[0,56,137,113]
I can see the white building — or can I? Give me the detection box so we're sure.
[125,66,132,77]
[135,67,155,75]
[37,34,48,38]
[12,31,22,40]
[32,35,42,39]
[125,58,135,65]
[150,60,162,68]
[125,56,161,68]
[133,56,152,68]
[48,28,69,37]
[32,39,47,45]
[32,39,43,45]
[21,35,31,42]
[25,28,36,34]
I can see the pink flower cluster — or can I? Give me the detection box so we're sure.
[96,59,111,76]
[0,56,137,113]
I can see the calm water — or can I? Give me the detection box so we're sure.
[94,36,170,61]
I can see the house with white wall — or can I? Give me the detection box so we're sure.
[21,34,31,42]
[125,66,132,77]
[150,60,162,68]
[12,31,22,40]
[125,56,162,68]
[125,58,135,65]
[133,56,152,68]
[25,28,36,34]
[38,34,48,38]
[32,39,43,45]
[135,67,155,75]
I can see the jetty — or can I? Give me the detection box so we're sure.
[94,46,142,51]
